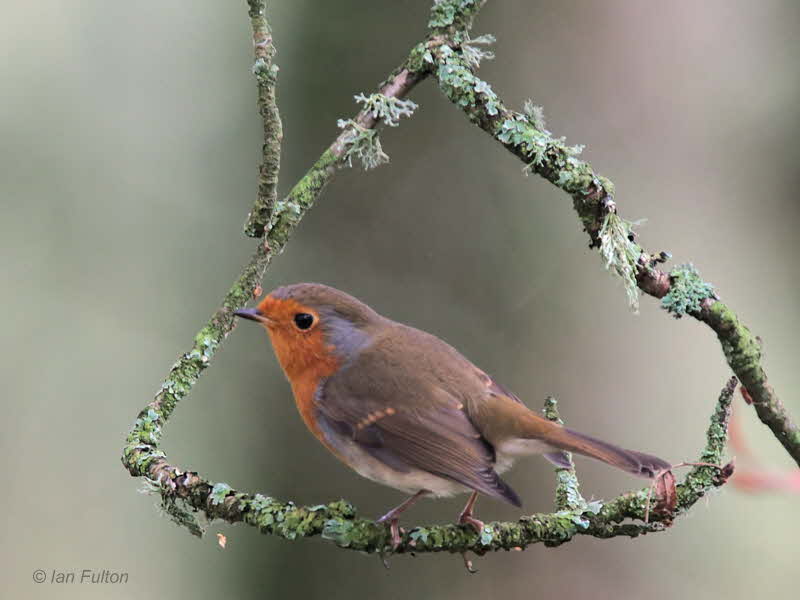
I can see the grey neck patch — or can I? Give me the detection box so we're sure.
[320,311,371,365]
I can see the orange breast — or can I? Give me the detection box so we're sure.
[289,373,350,461]
[290,375,328,439]
[257,293,355,462]
[261,304,342,455]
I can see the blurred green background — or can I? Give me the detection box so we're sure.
[3,1,798,598]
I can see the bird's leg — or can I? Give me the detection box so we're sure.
[377,490,429,550]
[458,491,484,534]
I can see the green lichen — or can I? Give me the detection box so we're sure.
[406,42,432,74]
[132,448,165,472]
[240,495,359,544]
[596,175,615,198]
[523,99,546,131]
[701,303,800,466]
[321,519,355,547]
[336,93,417,170]
[336,122,388,170]
[541,396,564,425]
[707,302,762,374]
[498,117,549,167]
[436,50,478,103]
[554,471,587,513]
[461,33,495,68]
[497,104,584,172]
[599,212,642,311]
[132,408,162,445]
[251,57,279,85]
[542,397,589,513]
[493,108,591,196]
[210,482,233,505]
[429,42,501,117]
[661,263,716,318]
[409,527,429,544]
[268,149,337,248]
[479,525,494,545]
[244,0,283,238]
[428,0,481,32]
[353,93,417,127]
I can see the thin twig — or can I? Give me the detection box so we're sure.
[542,397,585,512]
[244,0,283,238]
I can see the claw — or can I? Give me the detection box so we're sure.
[461,552,479,574]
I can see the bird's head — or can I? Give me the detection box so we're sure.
[235,283,381,380]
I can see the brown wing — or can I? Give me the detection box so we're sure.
[315,337,521,506]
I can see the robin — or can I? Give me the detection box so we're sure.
[235,283,670,548]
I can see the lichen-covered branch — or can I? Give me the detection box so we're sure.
[123,0,788,559]
[701,301,800,463]
[419,15,800,466]
[244,0,284,238]
[337,94,418,170]
[542,397,586,513]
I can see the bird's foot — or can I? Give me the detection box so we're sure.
[376,514,402,550]
[376,490,429,551]
[458,513,485,535]
[457,490,483,534]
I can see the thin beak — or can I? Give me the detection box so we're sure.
[234,307,272,324]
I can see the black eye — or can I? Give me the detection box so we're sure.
[293,313,314,330]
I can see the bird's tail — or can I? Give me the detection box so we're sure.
[543,425,671,478]
[479,395,671,478]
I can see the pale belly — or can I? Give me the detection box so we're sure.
[322,429,528,498]
[328,434,472,497]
